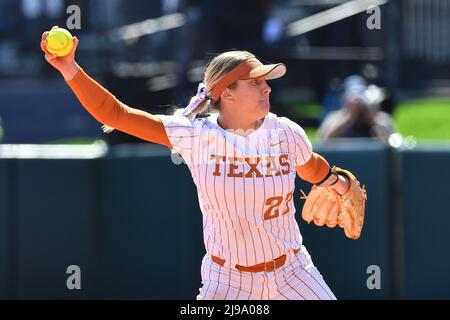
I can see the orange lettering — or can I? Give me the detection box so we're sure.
[282,192,293,215]
[228,157,243,177]
[210,154,225,176]
[245,157,263,178]
[279,154,290,175]
[263,196,283,220]
[264,192,294,220]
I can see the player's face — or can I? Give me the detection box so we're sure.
[230,77,272,119]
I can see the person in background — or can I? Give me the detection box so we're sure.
[318,76,395,143]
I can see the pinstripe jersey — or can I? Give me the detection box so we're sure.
[159,112,313,267]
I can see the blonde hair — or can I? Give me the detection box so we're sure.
[103,50,255,133]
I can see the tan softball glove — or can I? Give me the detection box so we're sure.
[301,167,367,240]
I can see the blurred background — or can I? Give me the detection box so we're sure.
[1,0,450,300]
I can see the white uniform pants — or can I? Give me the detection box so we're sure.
[197,245,336,300]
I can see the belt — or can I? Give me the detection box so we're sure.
[211,248,300,273]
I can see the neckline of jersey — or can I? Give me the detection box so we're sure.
[207,113,270,139]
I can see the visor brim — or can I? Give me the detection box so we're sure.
[247,63,287,80]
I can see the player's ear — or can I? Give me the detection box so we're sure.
[221,88,234,103]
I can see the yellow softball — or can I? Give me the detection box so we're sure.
[46,27,74,57]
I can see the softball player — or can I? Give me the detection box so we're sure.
[41,28,352,300]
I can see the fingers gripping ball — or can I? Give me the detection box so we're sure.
[45,28,74,57]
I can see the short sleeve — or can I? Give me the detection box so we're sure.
[279,117,313,166]
[158,115,195,158]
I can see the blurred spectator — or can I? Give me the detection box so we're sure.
[318,76,395,143]
[323,75,368,119]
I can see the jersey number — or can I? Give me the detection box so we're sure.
[263,192,293,220]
